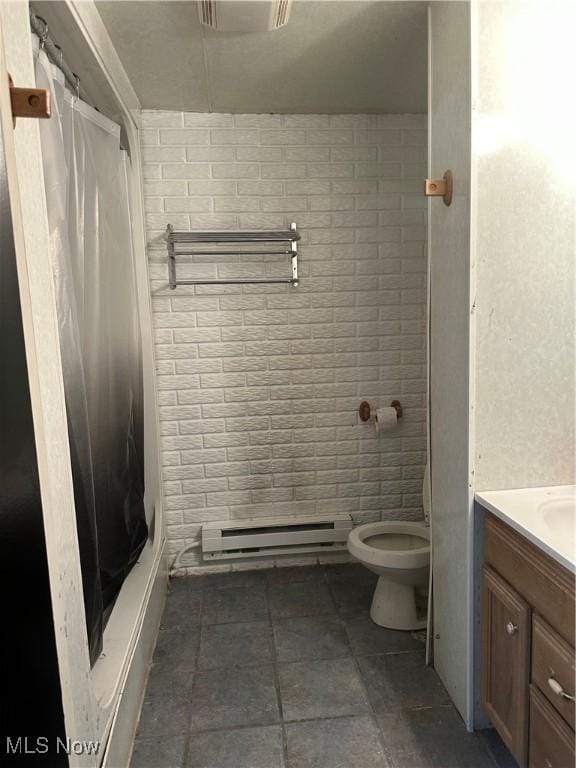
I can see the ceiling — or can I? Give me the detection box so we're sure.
[94,1,428,114]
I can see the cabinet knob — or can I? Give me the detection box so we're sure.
[505,621,518,635]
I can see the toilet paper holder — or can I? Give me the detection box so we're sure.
[359,400,403,422]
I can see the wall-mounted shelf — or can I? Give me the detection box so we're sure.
[164,222,300,290]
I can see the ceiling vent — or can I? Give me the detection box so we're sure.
[198,0,292,32]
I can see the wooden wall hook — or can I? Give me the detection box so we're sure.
[424,170,453,206]
[9,74,51,127]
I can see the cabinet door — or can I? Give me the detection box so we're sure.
[482,567,531,766]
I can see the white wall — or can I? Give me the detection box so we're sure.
[428,1,472,725]
[141,111,428,566]
[472,0,576,490]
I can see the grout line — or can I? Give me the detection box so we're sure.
[180,574,206,768]
[265,575,291,768]
[348,637,395,767]
[180,709,388,738]
[326,566,408,768]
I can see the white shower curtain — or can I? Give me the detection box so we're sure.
[35,46,147,664]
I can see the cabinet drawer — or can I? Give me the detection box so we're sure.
[529,685,575,768]
[532,615,575,730]
[484,513,575,646]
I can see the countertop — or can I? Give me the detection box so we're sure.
[476,485,576,574]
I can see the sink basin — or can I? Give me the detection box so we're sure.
[540,497,576,552]
[476,485,576,572]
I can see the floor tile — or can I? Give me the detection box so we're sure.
[202,585,268,625]
[266,565,327,586]
[161,589,203,629]
[344,615,424,656]
[328,579,376,615]
[134,567,491,768]
[203,570,267,591]
[198,621,273,670]
[273,615,351,662]
[187,725,284,768]
[325,563,377,585]
[152,627,200,671]
[130,734,186,768]
[189,665,279,732]
[479,728,518,768]
[268,582,335,619]
[144,664,194,701]
[286,716,388,768]
[135,689,191,738]
[379,706,495,768]
[358,652,450,713]
[278,657,370,721]
[170,575,206,594]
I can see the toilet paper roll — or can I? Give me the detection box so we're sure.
[375,406,398,433]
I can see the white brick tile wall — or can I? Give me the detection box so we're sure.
[142,111,428,568]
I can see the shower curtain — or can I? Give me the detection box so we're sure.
[35,47,147,664]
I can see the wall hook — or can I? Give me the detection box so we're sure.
[424,170,453,206]
[8,74,51,127]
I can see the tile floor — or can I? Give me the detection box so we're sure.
[131,564,516,768]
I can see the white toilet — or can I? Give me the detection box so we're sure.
[347,469,431,630]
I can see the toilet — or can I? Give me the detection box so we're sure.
[347,469,431,630]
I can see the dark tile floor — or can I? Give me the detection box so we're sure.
[131,564,516,768]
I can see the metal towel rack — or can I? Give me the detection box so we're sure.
[165,222,300,290]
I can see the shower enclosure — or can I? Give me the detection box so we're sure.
[35,42,148,663]
[0,3,165,765]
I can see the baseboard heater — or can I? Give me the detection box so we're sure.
[202,514,352,561]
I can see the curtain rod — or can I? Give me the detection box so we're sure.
[29,10,128,152]
[29,11,84,101]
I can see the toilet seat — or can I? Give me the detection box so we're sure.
[348,521,430,571]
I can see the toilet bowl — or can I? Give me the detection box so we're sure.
[347,521,430,630]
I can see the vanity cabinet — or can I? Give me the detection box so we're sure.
[482,511,575,768]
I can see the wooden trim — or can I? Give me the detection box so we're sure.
[485,512,575,646]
